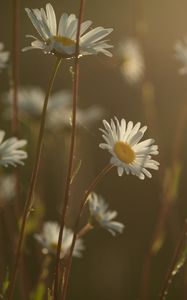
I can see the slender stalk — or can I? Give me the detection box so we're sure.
[159,219,187,300]
[140,169,171,300]
[77,223,93,238]
[53,1,85,299]
[140,98,186,300]
[12,0,19,136]
[12,0,21,223]
[61,164,113,300]
[11,3,30,298]
[7,57,62,300]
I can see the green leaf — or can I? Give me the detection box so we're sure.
[47,289,53,300]
[172,242,187,277]
[70,160,82,184]
[0,269,9,298]
[151,230,165,255]
[31,283,45,300]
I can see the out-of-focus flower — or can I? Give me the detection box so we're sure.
[174,38,187,75]
[0,130,27,167]
[99,117,159,179]
[23,3,113,58]
[47,90,104,129]
[118,39,145,84]
[88,192,124,236]
[0,43,9,71]
[4,87,104,129]
[0,174,16,203]
[35,221,85,258]
[5,87,44,119]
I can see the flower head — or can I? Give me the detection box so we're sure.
[23,3,113,58]
[174,38,187,75]
[118,39,145,84]
[4,87,103,129]
[0,131,27,167]
[46,90,104,129]
[0,43,9,71]
[5,87,45,119]
[99,117,159,179]
[88,192,124,236]
[35,222,84,258]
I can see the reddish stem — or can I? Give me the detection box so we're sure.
[7,58,62,300]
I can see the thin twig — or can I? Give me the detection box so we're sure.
[12,0,21,221]
[53,2,85,299]
[61,164,113,300]
[12,0,19,136]
[159,219,187,300]
[7,57,62,300]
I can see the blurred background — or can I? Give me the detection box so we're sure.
[1,0,187,299]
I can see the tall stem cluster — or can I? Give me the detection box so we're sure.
[53,1,85,299]
[7,58,62,300]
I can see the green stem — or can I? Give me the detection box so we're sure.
[159,219,187,300]
[7,57,62,300]
[53,1,85,299]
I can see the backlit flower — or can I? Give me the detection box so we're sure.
[23,3,113,58]
[0,130,27,167]
[88,192,124,236]
[4,88,103,128]
[35,222,84,258]
[118,39,145,84]
[99,117,159,179]
[47,90,104,129]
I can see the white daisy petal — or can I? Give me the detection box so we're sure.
[80,20,92,35]
[46,3,57,35]
[117,167,124,176]
[58,13,69,36]
[0,131,27,167]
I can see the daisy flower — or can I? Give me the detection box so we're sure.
[5,87,45,119]
[99,117,159,180]
[4,87,103,129]
[35,222,85,258]
[4,87,70,120]
[174,38,187,75]
[47,90,104,129]
[118,39,145,84]
[23,3,113,58]
[88,192,124,236]
[0,130,27,167]
[0,43,9,71]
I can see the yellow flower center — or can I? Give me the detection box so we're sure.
[53,35,75,46]
[114,141,135,164]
